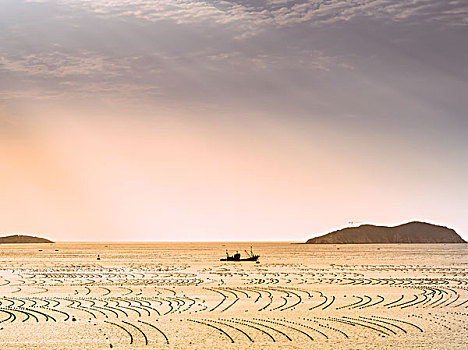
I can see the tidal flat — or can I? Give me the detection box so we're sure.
[0,242,467,349]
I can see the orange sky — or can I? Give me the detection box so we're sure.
[0,109,465,241]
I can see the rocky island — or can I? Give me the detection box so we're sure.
[306,221,465,244]
[0,235,54,244]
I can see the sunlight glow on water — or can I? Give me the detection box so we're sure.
[0,242,467,349]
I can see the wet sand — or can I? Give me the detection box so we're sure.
[0,242,467,349]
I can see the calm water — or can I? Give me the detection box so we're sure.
[0,242,467,349]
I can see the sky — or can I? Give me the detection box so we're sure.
[0,0,467,242]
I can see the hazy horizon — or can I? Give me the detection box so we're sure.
[3,220,466,243]
[1,0,467,242]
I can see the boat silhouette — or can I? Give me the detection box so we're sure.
[220,247,259,262]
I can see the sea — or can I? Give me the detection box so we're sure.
[0,242,467,349]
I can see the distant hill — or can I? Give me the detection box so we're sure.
[0,235,53,244]
[306,222,465,244]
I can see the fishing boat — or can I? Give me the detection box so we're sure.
[220,247,259,262]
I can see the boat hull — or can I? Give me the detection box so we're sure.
[220,255,259,262]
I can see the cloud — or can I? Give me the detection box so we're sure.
[0,37,352,105]
[0,50,163,106]
[2,0,467,121]
[0,52,128,78]
[36,0,468,36]
[206,49,353,72]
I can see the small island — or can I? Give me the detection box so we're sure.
[0,235,54,244]
[306,221,465,244]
